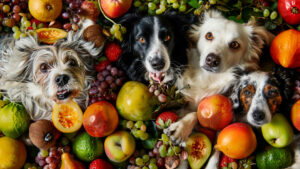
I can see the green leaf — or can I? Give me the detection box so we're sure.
[228,16,244,24]
[165,119,172,127]
[264,21,277,30]
[271,2,278,10]
[158,118,165,127]
[216,5,230,12]
[32,22,36,30]
[188,0,200,8]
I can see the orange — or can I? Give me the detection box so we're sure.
[36,28,67,44]
[291,100,300,131]
[52,101,83,133]
[28,0,63,22]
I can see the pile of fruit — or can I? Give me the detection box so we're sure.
[0,0,299,169]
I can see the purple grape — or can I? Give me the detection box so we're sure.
[49,149,57,157]
[88,87,99,95]
[97,73,105,81]
[149,86,155,93]
[110,83,117,90]
[105,95,111,100]
[45,156,54,163]
[149,151,155,157]
[157,158,165,167]
[106,64,112,70]
[101,70,110,77]
[111,67,118,76]
[39,160,46,167]
[97,96,104,101]
[153,148,159,156]
[154,90,160,96]
[98,86,105,93]
[156,140,163,148]
[158,94,167,102]
[105,76,114,84]
[73,15,80,23]
[43,165,50,169]
[49,162,57,169]
[111,93,117,100]
[77,8,83,14]
[69,2,78,9]
[115,78,122,86]
[62,12,69,19]
[90,98,97,104]
[118,70,125,76]
[100,82,108,89]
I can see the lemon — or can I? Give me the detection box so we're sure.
[0,136,27,169]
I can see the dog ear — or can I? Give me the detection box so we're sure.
[230,82,241,110]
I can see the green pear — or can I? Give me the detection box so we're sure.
[261,114,294,148]
[186,132,212,169]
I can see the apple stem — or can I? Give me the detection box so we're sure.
[97,0,117,25]
[292,7,299,14]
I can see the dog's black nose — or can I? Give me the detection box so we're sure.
[55,74,70,86]
[253,110,265,121]
[150,58,165,71]
[205,53,220,67]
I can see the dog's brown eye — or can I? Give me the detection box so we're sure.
[229,41,240,49]
[164,35,171,42]
[205,32,213,40]
[40,63,50,73]
[138,37,145,43]
[69,59,77,67]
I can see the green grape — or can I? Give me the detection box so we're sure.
[169,0,177,3]
[148,9,156,15]
[12,26,19,33]
[253,8,260,13]
[142,154,150,162]
[270,11,278,20]
[2,5,10,13]
[126,121,134,129]
[159,145,167,157]
[132,129,139,138]
[153,0,159,4]
[209,0,216,5]
[110,27,116,35]
[161,133,169,143]
[136,157,144,166]
[156,9,163,15]
[37,23,44,29]
[134,0,142,7]
[263,9,270,17]
[24,163,32,169]
[142,167,149,169]
[114,30,122,41]
[140,124,147,132]
[138,5,147,12]
[135,121,144,129]
[24,21,31,28]
[297,25,300,31]
[173,146,181,154]
[141,133,149,140]
[179,4,186,12]
[20,33,28,38]
[13,31,21,39]
[161,0,167,5]
[198,0,204,5]
[60,137,69,146]
[194,8,201,15]
[113,24,120,31]
[136,130,144,138]
[149,163,158,169]
[149,158,156,164]
[40,149,49,157]
[120,26,127,34]
[148,2,157,10]
[167,147,175,156]
[21,17,27,25]
[172,2,179,9]
[160,4,166,12]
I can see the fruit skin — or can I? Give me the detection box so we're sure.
[29,120,59,150]
[0,136,27,169]
[100,0,132,18]
[89,159,114,169]
[95,60,111,72]
[36,28,67,44]
[186,132,212,169]
[0,102,30,139]
[116,81,158,121]
[278,0,300,25]
[83,24,105,48]
[256,146,293,169]
[291,100,300,130]
[261,113,294,148]
[83,101,119,137]
[81,0,100,21]
[60,152,85,169]
[155,111,178,129]
[104,130,136,163]
[197,127,216,144]
[270,29,300,68]
[73,132,104,162]
[220,153,238,169]
[28,0,63,22]
[215,123,257,159]
[105,42,122,62]
[197,94,233,131]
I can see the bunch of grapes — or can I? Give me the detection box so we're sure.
[34,146,71,169]
[88,64,126,105]
[109,23,127,41]
[133,0,189,15]
[23,163,41,169]
[122,120,149,140]
[293,79,300,101]
[60,0,85,31]
[12,15,45,39]
[0,0,29,32]
[128,154,159,169]
[148,83,168,103]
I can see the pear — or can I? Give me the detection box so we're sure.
[60,152,85,169]
[186,132,212,169]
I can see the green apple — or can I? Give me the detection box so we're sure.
[104,130,136,162]
[261,114,294,148]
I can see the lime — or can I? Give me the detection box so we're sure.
[72,132,104,162]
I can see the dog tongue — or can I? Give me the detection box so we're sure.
[57,89,68,95]
[149,72,163,83]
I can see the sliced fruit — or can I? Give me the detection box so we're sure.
[186,132,212,169]
[52,101,83,133]
[36,28,67,44]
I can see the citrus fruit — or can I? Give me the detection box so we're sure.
[36,28,67,44]
[28,0,63,22]
[291,100,300,131]
[0,136,27,169]
[73,132,104,162]
[0,102,30,138]
[52,101,83,133]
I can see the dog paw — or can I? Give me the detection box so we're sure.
[164,121,190,146]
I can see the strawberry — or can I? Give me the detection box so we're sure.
[220,153,238,169]
[94,60,111,72]
[105,42,122,62]
[89,159,113,169]
[156,111,178,129]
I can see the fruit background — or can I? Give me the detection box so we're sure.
[0,0,299,169]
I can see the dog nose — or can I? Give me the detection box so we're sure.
[55,74,70,86]
[150,58,165,71]
[205,53,220,67]
[253,110,265,122]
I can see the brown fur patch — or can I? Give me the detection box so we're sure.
[264,84,282,113]
[240,85,255,112]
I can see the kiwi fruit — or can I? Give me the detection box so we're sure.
[29,120,58,150]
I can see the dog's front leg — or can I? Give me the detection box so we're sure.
[164,112,198,146]
[205,149,220,169]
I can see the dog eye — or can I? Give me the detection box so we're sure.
[138,37,145,43]
[229,41,240,49]
[205,32,213,40]
[68,59,77,67]
[164,35,171,42]
[244,89,252,97]
[267,89,278,97]
[40,63,50,73]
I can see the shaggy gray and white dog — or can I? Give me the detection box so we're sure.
[0,20,103,120]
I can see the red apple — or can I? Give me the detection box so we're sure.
[278,0,300,25]
[81,0,100,21]
[100,0,132,18]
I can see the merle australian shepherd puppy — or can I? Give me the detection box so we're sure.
[117,12,195,84]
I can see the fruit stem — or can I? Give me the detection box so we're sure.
[97,0,117,25]
[292,7,299,14]
[46,4,53,11]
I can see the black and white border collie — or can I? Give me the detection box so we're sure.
[118,12,195,84]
